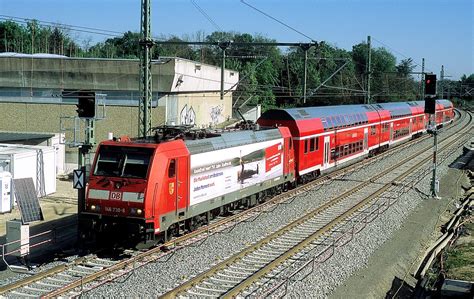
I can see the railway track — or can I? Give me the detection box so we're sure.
[0,110,468,298]
[160,111,471,298]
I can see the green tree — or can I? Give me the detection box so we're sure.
[396,58,415,78]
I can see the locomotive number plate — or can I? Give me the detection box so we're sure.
[105,206,126,213]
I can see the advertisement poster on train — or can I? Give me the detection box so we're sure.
[190,139,284,206]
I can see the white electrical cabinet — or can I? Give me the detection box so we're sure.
[0,171,12,213]
[0,144,56,197]
[6,219,30,257]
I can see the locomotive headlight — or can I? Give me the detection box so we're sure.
[130,208,143,215]
[90,205,100,212]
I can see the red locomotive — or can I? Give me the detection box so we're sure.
[79,100,453,244]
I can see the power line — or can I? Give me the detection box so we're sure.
[0,14,124,37]
[372,36,434,73]
[0,17,121,38]
[190,0,222,32]
[240,0,316,43]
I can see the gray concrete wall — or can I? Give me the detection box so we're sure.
[0,102,163,139]
[0,56,175,92]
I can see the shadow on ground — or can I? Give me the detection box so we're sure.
[385,276,414,299]
[0,215,78,271]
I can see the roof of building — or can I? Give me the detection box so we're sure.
[0,132,55,143]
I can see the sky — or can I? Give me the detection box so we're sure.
[1,0,473,79]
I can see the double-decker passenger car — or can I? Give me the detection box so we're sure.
[257,100,454,182]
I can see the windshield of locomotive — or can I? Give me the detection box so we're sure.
[93,145,154,179]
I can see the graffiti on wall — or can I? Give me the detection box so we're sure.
[180,104,196,125]
[210,105,223,125]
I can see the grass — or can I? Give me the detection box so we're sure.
[444,219,474,281]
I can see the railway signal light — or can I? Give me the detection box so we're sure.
[424,97,436,114]
[424,74,437,96]
[76,91,96,118]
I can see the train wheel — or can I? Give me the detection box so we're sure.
[165,224,178,242]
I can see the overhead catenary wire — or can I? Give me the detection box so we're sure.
[240,0,317,43]
[190,0,222,32]
[0,15,123,38]
[372,36,434,74]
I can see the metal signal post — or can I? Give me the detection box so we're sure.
[424,73,440,199]
[430,114,440,199]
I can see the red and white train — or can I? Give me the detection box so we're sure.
[79,100,454,244]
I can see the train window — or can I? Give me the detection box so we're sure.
[94,146,154,179]
[304,139,308,154]
[310,138,316,152]
[371,125,376,135]
[315,138,319,151]
[122,153,152,178]
[289,138,293,149]
[168,159,176,178]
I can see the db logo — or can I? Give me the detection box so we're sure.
[110,191,122,201]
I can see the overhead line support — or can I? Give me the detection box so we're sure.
[139,0,153,138]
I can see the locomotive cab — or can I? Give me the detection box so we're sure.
[80,136,191,246]
[80,142,156,244]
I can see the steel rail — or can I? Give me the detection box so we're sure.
[0,257,88,294]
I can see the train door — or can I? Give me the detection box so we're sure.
[409,118,413,135]
[284,137,295,177]
[390,122,394,142]
[167,157,188,216]
[364,128,368,151]
[175,156,188,214]
[323,136,330,169]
